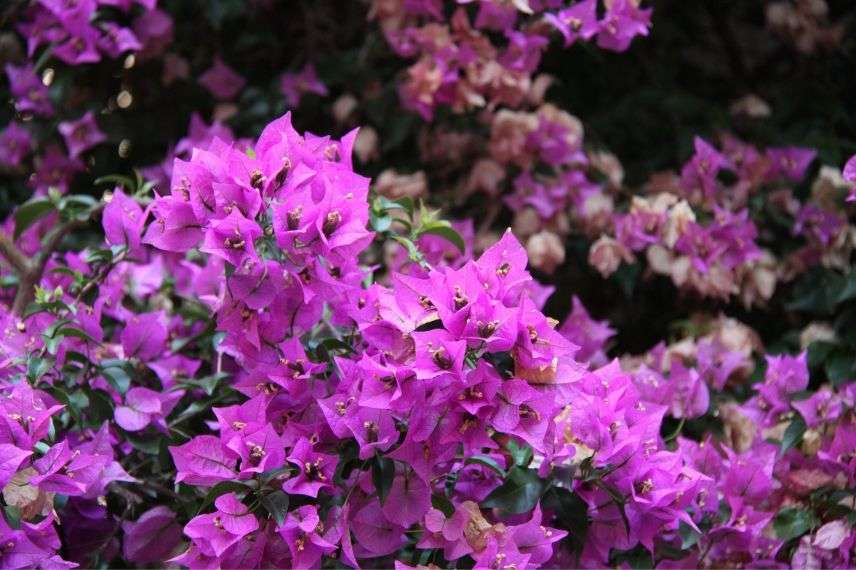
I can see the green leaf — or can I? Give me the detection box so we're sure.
[789,390,814,402]
[392,235,426,267]
[100,365,131,395]
[678,520,700,549]
[826,351,856,386]
[663,417,686,443]
[41,318,70,341]
[14,199,55,239]
[780,414,807,456]
[431,493,455,517]
[332,440,360,486]
[418,221,465,253]
[372,455,395,505]
[42,324,97,355]
[370,212,393,233]
[23,299,70,319]
[59,194,98,209]
[169,400,212,426]
[481,467,545,515]
[125,432,163,454]
[610,545,653,570]
[180,373,228,397]
[541,486,588,560]
[3,506,21,530]
[26,354,52,382]
[196,481,252,516]
[58,194,98,221]
[717,498,732,524]
[212,332,227,351]
[374,196,412,216]
[465,455,507,478]
[837,269,856,303]
[261,490,290,526]
[259,466,291,486]
[311,338,355,360]
[506,440,533,468]
[613,262,640,299]
[64,350,91,366]
[94,174,136,190]
[84,248,115,265]
[787,269,846,316]
[773,507,816,541]
[56,326,99,345]
[49,267,81,279]
[807,341,835,371]
[45,387,77,423]
[656,540,689,562]
[394,197,415,217]
[67,389,90,413]
[87,389,115,424]
[158,437,172,472]
[43,336,62,355]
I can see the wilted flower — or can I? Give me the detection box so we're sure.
[589,235,634,277]
[526,230,565,273]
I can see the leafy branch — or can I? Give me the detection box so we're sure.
[0,192,108,314]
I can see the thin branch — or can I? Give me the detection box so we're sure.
[131,479,185,502]
[0,232,32,275]
[11,201,107,316]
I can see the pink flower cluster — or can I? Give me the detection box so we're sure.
[0,110,853,569]
[0,0,854,565]
[127,114,856,567]
[568,314,856,567]
[140,114,586,564]
[18,0,170,66]
[0,98,105,188]
[0,0,168,205]
[0,379,135,567]
[372,0,651,119]
[487,104,598,273]
[144,114,372,344]
[586,135,852,304]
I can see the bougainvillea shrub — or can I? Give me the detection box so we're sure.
[0,0,854,568]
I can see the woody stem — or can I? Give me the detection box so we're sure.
[6,200,107,316]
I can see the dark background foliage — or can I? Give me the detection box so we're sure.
[539,0,856,357]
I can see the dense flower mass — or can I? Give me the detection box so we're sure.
[0,0,854,568]
[0,108,853,568]
[373,0,651,119]
[18,0,164,65]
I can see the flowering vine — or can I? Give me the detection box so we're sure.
[0,0,853,568]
